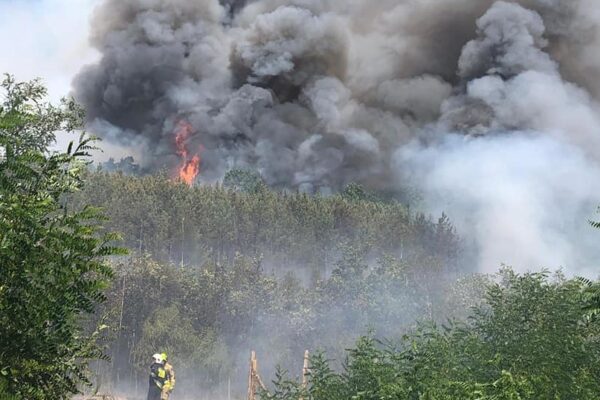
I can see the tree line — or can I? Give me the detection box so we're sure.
[72,171,461,279]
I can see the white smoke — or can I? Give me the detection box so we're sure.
[393,1,600,274]
[396,133,600,274]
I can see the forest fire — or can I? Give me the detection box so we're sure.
[174,120,202,185]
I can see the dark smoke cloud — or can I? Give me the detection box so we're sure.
[74,0,600,273]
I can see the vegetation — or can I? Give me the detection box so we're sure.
[223,168,267,193]
[0,75,124,399]
[0,74,83,154]
[261,269,600,400]
[75,173,465,393]
[73,172,461,277]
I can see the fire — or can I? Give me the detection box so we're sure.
[174,120,202,185]
[180,154,201,185]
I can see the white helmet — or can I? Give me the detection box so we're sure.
[152,353,163,364]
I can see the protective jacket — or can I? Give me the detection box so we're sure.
[161,362,176,399]
[147,362,167,400]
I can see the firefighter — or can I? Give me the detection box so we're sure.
[161,352,176,400]
[147,353,167,400]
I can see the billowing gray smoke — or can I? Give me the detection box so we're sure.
[74,0,600,273]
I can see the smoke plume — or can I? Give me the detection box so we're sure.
[73,0,600,273]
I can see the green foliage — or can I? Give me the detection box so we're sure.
[0,378,19,400]
[71,170,467,393]
[588,205,600,230]
[259,367,306,400]
[132,304,229,385]
[261,269,600,400]
[223,168,266,193]
[0,76,124,399]
[91,248,478,394]
[341,183,375,202]
[580,213,600,318]
[0,74,84,153]
[72,172,460,275]
[576,276,600,323]
[95,254,277,390]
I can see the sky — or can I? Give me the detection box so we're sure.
[0,0,100,149]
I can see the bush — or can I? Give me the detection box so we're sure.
[261,269,600,400]
[0,75,125,399]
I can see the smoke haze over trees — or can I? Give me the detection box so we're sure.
[71,172,600,398]
[73,0,600,274]
[262,270,600,400]
[73,172,470,396]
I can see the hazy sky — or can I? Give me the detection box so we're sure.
[0,0,100,149]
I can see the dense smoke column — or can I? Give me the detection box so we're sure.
[394,1,600,273]
[71,0,494,188]
[74,0,232,173]
[74,0,600,273]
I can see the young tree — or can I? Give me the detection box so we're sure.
[223,168,266,193]
[579,215,600,318]
[0,75,124,399]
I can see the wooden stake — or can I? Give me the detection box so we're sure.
[247,351,269,400]
[302,350,309,387]
[300,350,309,400]
[247,351,256,400]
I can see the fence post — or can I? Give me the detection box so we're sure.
[300,350,309,400]
[247,351,256,400]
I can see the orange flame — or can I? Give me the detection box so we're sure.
[174,120,202,185]
[180,154,201,185]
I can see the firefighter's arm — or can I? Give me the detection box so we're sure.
[170,366,176,390]
[163,365,175,392]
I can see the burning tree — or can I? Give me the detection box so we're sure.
[174,120,202,186]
